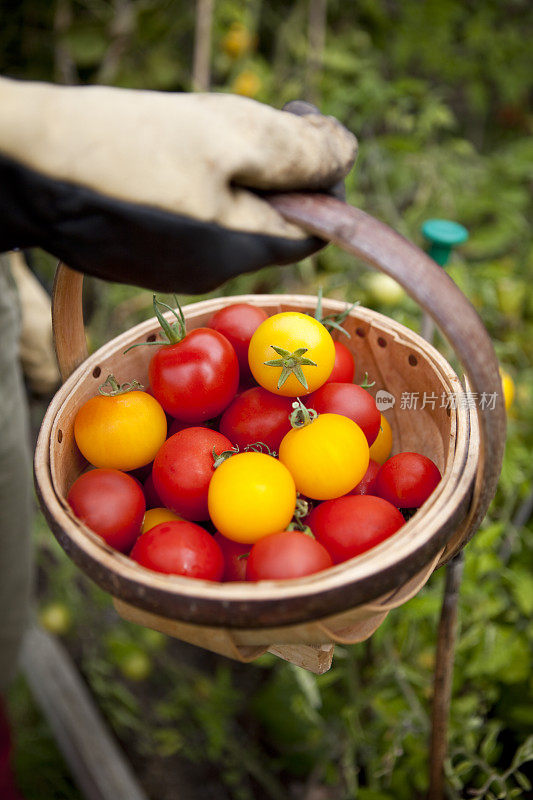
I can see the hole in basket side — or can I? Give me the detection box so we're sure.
[92,366,101,378]
[146,334,157,342]
[408,354,418,366]
[57,429,63,443]
[356,327,366,338]
[377,337,387,348]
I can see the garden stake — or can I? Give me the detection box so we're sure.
[428,551,464,800]
[421,219,468,800]
[420,219,469,341]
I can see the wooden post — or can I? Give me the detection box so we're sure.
[96,0,135,85]
[21,625,149,800]
[306,0,327,104]
[53,0,77,84]
[192,0,214,92]
[428,552,464,800]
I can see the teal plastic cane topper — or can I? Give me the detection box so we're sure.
[421,219,469,267]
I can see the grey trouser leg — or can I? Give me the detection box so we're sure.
[0,255,33,694]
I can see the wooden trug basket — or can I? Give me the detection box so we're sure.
[34,195,506,674]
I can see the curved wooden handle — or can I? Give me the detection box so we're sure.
[269,193,506,541]
[52,264,87,383]
[52,194,505,546]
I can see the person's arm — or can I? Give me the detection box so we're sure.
[0,78,356,293]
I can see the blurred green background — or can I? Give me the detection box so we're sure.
[1,1,532,798]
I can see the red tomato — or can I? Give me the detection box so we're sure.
[218,387,293,452]
[67,469,145,552]
[325,341,355,384]
[149,328,239,423]
[213,531,251,581]
[306,382,381,446]
[246,530,332,580]
[349,459,381,496]
[152,427,233,520]
[308,495,405,563]
[130,520,224,581]
[208,303,268,381]
[374,452,441,508]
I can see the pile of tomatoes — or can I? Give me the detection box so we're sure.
[67,298,441,584]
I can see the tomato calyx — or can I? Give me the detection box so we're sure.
[287,496,315,538]
[150,295,188,344]
[212,441,277,468]
[124,295,187,353]
[263,345,317,390]
[287,522,314,537]
[314,287,359,338]
[212,445,240,469]
[98,374,144,396]
[289,398,318,429]
[244,441,278,456]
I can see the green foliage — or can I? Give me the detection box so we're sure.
[4,0,533,798]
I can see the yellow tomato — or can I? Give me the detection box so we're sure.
[222,22,255,59]
[279,413,369,500]
[141,508,183,534]
[500,368,515,412]
[74,379,167,471]
[208,452,296,543]
[248,312,335,396]
[232,69,262,98]
[369,414,393,464]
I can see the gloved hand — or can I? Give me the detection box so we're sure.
[0,78,357,293]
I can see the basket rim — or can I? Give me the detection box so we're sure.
[35,294,478,629]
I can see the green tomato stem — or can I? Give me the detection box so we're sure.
[243,442,278,457]
[124,295,187,353]
[288,497,314,537]
[313,286,360,338]
[359,371,376,389]
[98,374,144,396]
[212,445,240,469]
[286,523,315,538]
[289,398,317,429]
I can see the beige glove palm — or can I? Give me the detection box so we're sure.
[0,78,357,292]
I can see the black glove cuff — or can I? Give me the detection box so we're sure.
[0,153,323,294]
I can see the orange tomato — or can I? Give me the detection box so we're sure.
[74,377,167,471]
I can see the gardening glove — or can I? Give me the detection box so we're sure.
[0,78,357,293]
